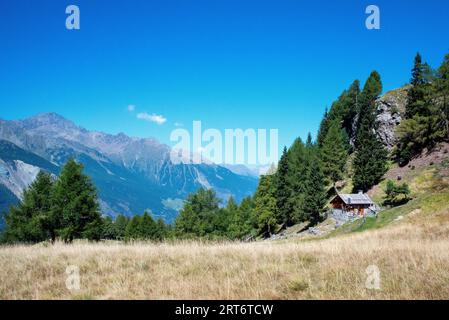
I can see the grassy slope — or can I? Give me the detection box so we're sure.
[329,144,449,237]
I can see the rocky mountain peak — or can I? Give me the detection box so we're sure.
[20,112,78,130]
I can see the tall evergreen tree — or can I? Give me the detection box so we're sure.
[406,53,429,118]
[286,138,307,223]
[302,160,327,225]
[353,71,388,192]
[174,188,220,237]
[125,215,141,240]
[396,53,444,164]
[317,80,360,150]
[317,108,329,147]
[3,171,53,243]
[436,54,449,141]
[114,214,130,240]
[320,120,348,184]
[50,159,102,242]
[253,174,277,236]
[275,146,292,225]
[138,211,157,239]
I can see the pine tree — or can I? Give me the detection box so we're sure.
[3,171,53,243]
[317,108,329,148]
[114,214,130,239]
[396,53,444,164]
[125,215,141,240]
[226,196,241,238]
[101,216,117,239]
[320,120,348,184]
[153,218,168,241]
[436,54,449,141]
[406,53,429,118]
[253,174,277,236]
[50,159,102,242]
[174,188,220,238]
[139,211,157,239]
[317,80,360,149]
[275,146,292,225]
[353,71,388,192]
[302,160,327,225]
[286,138,308,223]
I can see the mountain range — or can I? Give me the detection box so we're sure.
[0,113,258,223]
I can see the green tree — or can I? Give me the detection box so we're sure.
[101,216,117,239]
[253,174,277,236]
[406,53,430,118]
[396,53,445,165]
[125,215,141,240]
[384,180,411,205]
[228,196,255,239]
[435,54,449,141]
[353,71,388,192]
[153,218,168,241]
[2,171,53,243]
[138,211,157,239]
[114,214,130,239]
[50,159,102,242]
[317,80,360,149]
[320,120,348,184]
[275,147,292,225]
[174,188,220,238]
[302,160,327,225]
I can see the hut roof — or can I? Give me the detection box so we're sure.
[331,192,374,205]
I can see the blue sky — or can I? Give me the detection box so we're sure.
[1,0,449,161]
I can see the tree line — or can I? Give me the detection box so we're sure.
[395,53,449,165]
[244,51,449,234]
[0,159,170,243]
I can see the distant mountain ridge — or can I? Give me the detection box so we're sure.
[0,113,258,222]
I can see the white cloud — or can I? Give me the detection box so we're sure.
[137,112,167,125]
[174,122,183,127]
[127,104,135,112]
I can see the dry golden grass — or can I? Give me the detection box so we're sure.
[1,214,449,300]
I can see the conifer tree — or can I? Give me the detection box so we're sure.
[174,188,220,238]
[50,159,102,242]
[436,54,449,141]
[302,160,327,225]
[3,171,53,243]
[286,138,307,223]
[353,71,388,192]
[114,214,130,239]
[153,218,168,241]
[125,215,141,240]
[317,108,329,148]
[320,120,348,184]
[139,211,157,239]
[254,174,277,236]
[275,146,292,225]
[406,53,429,118]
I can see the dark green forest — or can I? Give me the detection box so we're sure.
[1,51,448,243]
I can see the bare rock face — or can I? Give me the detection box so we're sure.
[375,87,408,150]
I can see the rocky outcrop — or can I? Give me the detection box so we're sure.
[349,86,408,150]
[374,86,408,150]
